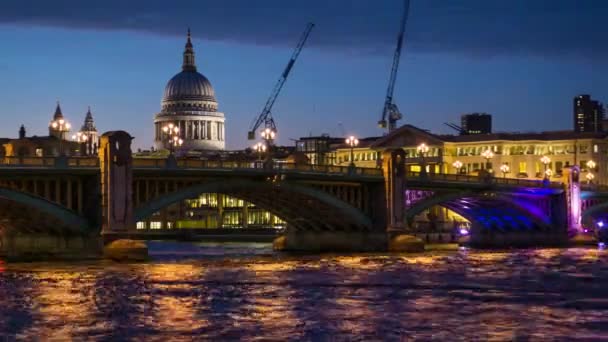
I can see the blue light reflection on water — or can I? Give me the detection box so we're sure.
[1,242,608,340]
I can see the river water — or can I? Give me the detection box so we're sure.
[1,242,608,341]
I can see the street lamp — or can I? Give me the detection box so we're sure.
[481,149,494,172]
[586,160,596,185]
[162,123,181,154]
[345,136,359,167]
[452,160,463,174]
[500,163,510,178]
[417,143,430,174]
[253,142,267,162]
[50,118,71,155]
[261,127,276,142]
[586,172,595,184]
[540,155,551,179]
[72,132,89,156]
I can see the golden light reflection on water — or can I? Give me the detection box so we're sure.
[145,264,209,333]
[1,246,608,340]
[17,272,96,340]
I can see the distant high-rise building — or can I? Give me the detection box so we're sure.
[574,94,605,132]
[461,113,492,135]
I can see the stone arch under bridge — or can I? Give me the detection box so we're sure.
[134,179,375,232]
[581,192,608,224]
[404,188,565,233]
[0,187,92,235]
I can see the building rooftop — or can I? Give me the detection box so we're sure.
[439,130,608,143]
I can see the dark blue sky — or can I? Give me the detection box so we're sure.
[0,0,606,149]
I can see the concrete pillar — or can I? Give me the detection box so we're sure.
[383,149,406,232]
[562,166,582,235]
[77,179,83,214]
[66,179,73,210]
[44,180,50,200]
[242,203,249,228]
[217,194,224,227]
[99,131,134,233]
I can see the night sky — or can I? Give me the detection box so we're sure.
[0,0,606,150]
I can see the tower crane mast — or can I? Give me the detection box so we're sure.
[248,23,315,140]
[378,0,411,132]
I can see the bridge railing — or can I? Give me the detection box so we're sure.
[406,171,563,188]
[0,156,56,166]
[0,156,383,176]
[0,156,99,168]
[131,158,384,177]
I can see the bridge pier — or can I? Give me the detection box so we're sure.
[0,232,102,261]
[383,149,425,252]
[99,131,135,234]
[274,230,387,253]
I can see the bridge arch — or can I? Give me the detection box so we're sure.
[582,201,608,222]
[0,187,91,234]
[405,190,552,232]
[134,179,373,231]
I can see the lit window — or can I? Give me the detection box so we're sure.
[136,221,147,229]
[519,162,527,173]
[35,148,43,157]
[594,144,598,153]
[150,221,162,229]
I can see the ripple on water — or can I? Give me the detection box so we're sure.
[1,243,608,340]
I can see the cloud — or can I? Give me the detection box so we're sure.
[1,0,606,59]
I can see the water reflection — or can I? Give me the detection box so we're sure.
[1,244,608,340]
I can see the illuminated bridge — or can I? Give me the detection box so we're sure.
[0,131,606,255]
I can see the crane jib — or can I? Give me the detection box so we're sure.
[282,60,295,79]
[247,23,315,139]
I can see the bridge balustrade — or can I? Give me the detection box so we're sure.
[0,156,56,167]
[406,171,563,188]
[67,157,99,167]
[0,156,99,168]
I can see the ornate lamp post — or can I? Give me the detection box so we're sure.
[500,163,510,178]
[253,142,267,162]
[586,160,596,184]
[540,155,551,180]
[481,149,494,172]
[586,172,595,184]
[50,118,71,155]
[261,127,276,144]
[417,143,430,175]
[162,123,181,154]
[345,136,359,167]
[452,160,463,174]
[72,132,89,156]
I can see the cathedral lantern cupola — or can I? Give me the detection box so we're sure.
[49,102,71,140]
[73,106,100,156]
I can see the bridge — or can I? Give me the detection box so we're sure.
[0,131,606,257]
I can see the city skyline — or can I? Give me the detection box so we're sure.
[0,0,606,150]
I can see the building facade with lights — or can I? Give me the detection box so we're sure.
[153,29,226,152]
[1,102,97,158]
[331,124,608,185]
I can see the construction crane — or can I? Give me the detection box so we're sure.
[378,0,411,132]
[444,122,465,135]
[247,23,315,141]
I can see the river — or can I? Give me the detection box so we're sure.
[1,242,607,340]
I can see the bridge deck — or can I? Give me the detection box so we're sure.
[0,156,572,189]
